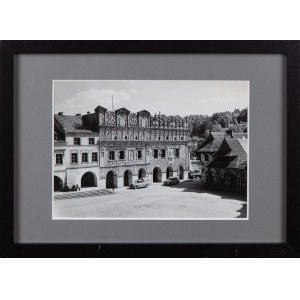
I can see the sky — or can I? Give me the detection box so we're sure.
[54,80,249,117]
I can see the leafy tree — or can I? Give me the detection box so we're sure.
[232,115,238,125]
[212,112,221,123]
[211,124,222,132]
[220,118,228,128]
[237,108,248,123]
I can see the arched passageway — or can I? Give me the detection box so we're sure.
[54,176,63,191]
[106,170,118,189]
[81,172,97,188]
[178,165,184,180]
[166,166,173,179]
[153,167,162,182]
[138,168,146,179]
[124,169,133,186]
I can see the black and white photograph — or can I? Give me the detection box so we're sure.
[53,80,249,219]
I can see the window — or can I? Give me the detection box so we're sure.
[175,148,180,158]
[137,150,142,159]
[89,138,95,145]
[174,137,177,140]
[158,137,160,141]
[161,149,166,158]
[125,136,128,140]
[56,154,63,165]
[135,136,138,140]
[114,136,117,140]
[181,136,183,140]
[82,152,88,163]
[119,151,125,160]
[204,153,209,162]
[74,138,81,145]
[109,151,115,160]
[92,152,98,162]
[153,149,158,158]
[166,136,169,140]
[71,153,78,164]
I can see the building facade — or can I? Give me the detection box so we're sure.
[53,106,191,191]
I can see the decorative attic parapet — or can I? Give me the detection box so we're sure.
[105,111,117,125]
[83,106,190,129]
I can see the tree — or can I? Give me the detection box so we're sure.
[211,124,222,132]
[237,108,248,123]
[232,115,238,125]
[220,118,228,128]
[212,112,221,124]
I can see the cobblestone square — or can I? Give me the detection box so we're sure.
[53,180,247,219]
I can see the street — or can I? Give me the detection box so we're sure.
[53,180,247,219]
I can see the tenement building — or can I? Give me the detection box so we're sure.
[196,131,248,193]
[53,106,191,191]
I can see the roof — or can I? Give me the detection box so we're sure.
[232,133,248,139]
[55,114,97,134]
[197,132,226,153]
[211,132,226,139]
[210,138,248,169]
[198,138,224,152]
[137,110,151,115]
[115,107,130,114]
[94,105,108,113]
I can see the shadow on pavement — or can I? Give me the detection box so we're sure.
[163,180,247,203]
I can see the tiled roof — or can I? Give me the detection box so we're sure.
[55,115,97,134]
[198,138,224,152]
[54,140,66,146]
[197,132,226,153]
[232,133,248,139]
[211,132,226,138]
[211,138,248,169]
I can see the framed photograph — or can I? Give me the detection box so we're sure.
[1,41,299,257]
[52,79,248,220]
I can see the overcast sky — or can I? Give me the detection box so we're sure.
[54,80,249,116]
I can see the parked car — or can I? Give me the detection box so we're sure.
[130,178,151,189]
[163,177,180,186]
[188,170,202,179]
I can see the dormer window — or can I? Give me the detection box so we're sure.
[89,138,95,145]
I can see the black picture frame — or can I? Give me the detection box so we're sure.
[1,40,299,258]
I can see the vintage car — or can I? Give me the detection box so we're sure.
[129,178,151,189]
[163,177,180,186]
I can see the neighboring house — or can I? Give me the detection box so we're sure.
[53,107,191,191]
[197,131,248,193]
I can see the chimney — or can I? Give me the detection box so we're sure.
[58,112,63,116]
[226,129,233,138]
[76,113,81,117]
[87,111,90,114]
